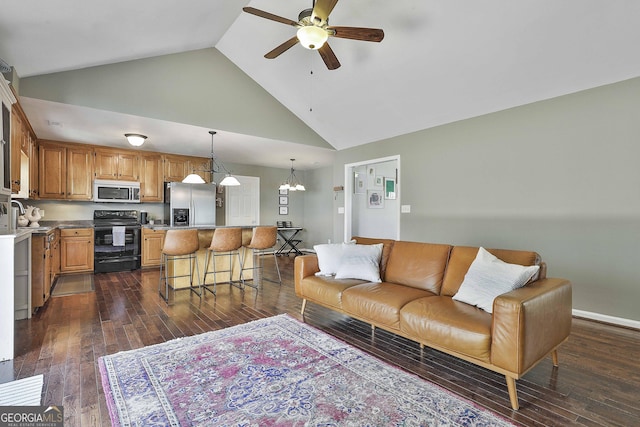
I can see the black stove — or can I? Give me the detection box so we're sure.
[93,210,141,273]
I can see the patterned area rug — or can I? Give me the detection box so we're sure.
[99,315,514,426]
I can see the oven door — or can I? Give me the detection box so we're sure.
[94,226,141,273]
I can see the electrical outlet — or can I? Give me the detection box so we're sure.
[39,210,45,217]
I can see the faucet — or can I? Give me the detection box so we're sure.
[11,200,25,215]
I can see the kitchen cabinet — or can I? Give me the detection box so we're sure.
[1,79,16,196]
[10,109,22,193]
[31,232,52,310]
[187,156,212,183]
[51,229,60,282]
[29,134,38,198]
[94,148,139,181]
[39,141,93,200]
[141,227,166,267]
[163,154,189,182]
[10,103,37,197]
[139,153,163,202]
[60,228,94,273]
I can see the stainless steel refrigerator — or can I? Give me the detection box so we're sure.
[164,182,217,226]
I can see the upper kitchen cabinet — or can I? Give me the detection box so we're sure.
[139,153,163,202]
[94,148,139,181]
[163,154,189,183]
[0,78,16,196]
[187,156,212,183]
[10,102,37,197]
[39,140,93,200]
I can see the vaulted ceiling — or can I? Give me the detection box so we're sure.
[1,0,639,169]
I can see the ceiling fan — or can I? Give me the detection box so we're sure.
[242,0,384,70]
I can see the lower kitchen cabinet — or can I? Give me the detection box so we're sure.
[32,232,53,310]
[60,228,94,273]
[141,228,166,267]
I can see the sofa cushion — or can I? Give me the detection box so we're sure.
[400,296,493,362]
[342,282,436,330]
[335,243,383,282]
[352,237,395,281]
[441,246,541,297]
[452,247,540,313]
[298,275,367,310]
[384,241,452,294]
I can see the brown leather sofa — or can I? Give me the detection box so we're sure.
[294,237,572,410]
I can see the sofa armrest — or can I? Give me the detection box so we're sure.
[294,255,320,296]
[491,277,572,375]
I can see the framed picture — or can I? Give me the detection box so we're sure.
[279,188,288,195]
[367,166,376,187]
[354,171,366,194]
[279,196,288,205]
[367,190,384,209]
[384,178,396,199]
[374,176,384,187]
[279,206,289,215]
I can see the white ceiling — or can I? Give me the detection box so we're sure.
[2,0,640,168]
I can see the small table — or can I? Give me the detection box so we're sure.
[276,227,303,256]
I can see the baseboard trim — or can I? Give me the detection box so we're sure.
[572,309,640,330]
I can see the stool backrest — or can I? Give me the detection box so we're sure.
[209,228,243,251]
[162,229,200,256]
[249,226,277,250]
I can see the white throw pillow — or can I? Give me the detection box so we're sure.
[313,241,355,276]
[334,243,383,283]
[453,247,540,313]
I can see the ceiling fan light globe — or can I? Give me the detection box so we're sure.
[297,25,328,50]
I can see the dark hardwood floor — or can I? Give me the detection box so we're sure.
[12,256,640,426]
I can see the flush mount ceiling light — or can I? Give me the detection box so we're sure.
[279,159,306,192]
[183,131,241,186]
[125,133,147,147]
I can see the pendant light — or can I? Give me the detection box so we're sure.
[279,159,305,192]
[183,131,240,186]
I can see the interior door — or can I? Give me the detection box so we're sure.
[225,175,260,226]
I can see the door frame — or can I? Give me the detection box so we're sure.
[344,155,400,242]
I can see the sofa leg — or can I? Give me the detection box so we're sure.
[505,376,519,410]
[551,349,559,367]
[300,299,307,316]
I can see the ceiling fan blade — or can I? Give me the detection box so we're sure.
[312,0,339,24]
[243,7,299,27]
[328,26,385,42]
[318,43,341,70]
[265,37,299,59]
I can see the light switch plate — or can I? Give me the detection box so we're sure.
[401,205,411,213]
[338,207,345,214]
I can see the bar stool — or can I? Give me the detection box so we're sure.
[203,228,244,295]
[241,226,282,289]
[158,229,201,303]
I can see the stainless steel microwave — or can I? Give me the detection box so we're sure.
[93,179,140,203]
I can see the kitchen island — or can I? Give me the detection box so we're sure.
[147,225,256,290]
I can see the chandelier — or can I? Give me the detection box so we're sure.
[183,131,240,186]
[279,159,305,192]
